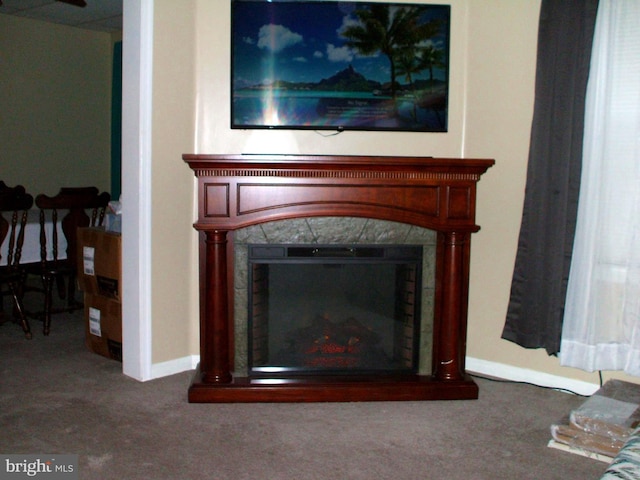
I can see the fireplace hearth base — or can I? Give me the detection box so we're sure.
[188,369,479,403]
[184,154,494,403]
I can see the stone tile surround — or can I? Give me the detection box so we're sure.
[232,217,436,376]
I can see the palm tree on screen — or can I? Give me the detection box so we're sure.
[341,5,442,109]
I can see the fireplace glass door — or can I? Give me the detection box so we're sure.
[248,244,423,376]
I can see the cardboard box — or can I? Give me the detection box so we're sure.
[84,293,122,362]
[77,227,122,302]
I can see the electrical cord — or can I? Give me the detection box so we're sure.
[469,373,592,398]
[314,127,344,137]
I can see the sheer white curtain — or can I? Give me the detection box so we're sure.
[560,0,640,375]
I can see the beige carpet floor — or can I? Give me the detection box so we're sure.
[0,307,608,479]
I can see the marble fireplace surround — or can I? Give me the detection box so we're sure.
[184,154,494,402]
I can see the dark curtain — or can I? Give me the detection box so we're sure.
[502,0,599,355]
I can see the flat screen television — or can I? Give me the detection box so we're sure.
[231,0,451,132]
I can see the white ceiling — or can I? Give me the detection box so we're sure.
[0,0,122,33]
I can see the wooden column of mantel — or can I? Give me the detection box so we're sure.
[184,154,494,403]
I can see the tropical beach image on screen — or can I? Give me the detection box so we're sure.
[231,1,450,132]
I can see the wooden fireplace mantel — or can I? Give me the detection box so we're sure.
[184,154,494,402]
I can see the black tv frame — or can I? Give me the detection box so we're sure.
[231,0,451,132]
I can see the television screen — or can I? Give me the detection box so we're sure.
[231,0,451,132]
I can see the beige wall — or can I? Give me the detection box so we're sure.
[0,15,112,196]
[150,3,198,364]
[149,0,636,387]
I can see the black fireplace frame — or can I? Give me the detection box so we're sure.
[247,244,424,377]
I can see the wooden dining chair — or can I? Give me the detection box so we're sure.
[0,185,34,339]
[24,187,110,335]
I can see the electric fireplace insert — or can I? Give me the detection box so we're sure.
[248,244,423,376]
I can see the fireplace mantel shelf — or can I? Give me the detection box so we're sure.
[184,154,494,403]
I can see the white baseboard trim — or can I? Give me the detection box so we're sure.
[150,355,199,380]
[466,357,600,396]
[146,354,599,395]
